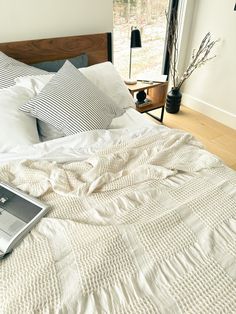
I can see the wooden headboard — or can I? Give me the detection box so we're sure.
[0,33,112,66]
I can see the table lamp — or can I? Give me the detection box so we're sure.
[125,26,142,85]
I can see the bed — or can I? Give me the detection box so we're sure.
[0,33,236,314]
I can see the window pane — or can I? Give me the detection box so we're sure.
[113,0,170,79]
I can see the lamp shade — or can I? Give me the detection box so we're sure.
[130,28,142,48]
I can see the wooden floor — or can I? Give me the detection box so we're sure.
[145,105,236,171]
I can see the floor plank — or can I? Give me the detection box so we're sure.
[144,106,236,170]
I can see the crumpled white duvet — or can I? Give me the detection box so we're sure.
[1,125,236,314]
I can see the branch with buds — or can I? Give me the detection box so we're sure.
[166,8,219,91]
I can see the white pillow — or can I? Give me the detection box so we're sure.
[0,85,40,152]
[80,62,135,110]
[15,74,53,95]
[15,62,135,110]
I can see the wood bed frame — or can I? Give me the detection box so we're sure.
[0,33,112,65]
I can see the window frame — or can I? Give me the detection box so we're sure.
[162,0,179,76]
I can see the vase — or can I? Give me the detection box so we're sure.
[166,88,182,113]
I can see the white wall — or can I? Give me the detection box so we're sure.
[0,0,113,42]
[180,0,236,130]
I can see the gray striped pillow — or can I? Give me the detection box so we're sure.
[0,51,47,89]
[20,61,124,135]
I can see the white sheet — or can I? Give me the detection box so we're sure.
[0,108,156,163]
[109,107,154,129]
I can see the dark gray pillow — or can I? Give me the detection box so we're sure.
[0,51,47,89]
[32,54,88,72]
[20,61,124,136]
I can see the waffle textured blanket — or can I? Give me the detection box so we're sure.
[1,126,236,313]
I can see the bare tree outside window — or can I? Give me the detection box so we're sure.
[113,0,169,79]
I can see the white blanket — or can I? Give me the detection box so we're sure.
[1,126,236,313]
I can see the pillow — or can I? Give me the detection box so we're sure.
[15,74,53,95]
[32,53,88,72]
[0,85,40,152]
[0,51,47,89]
[15,74,64,141]
[80,62,135,110]
[15,62,135,111]
[37,121,65,142]
[19,61,124,136]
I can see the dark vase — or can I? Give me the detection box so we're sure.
[166,88,182,114]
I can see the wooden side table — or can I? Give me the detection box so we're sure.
[126,81,168,122]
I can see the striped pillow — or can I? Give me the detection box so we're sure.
[20,61,124,135]
[0,51,47,89]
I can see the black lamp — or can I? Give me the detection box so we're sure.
[126,26,142,85]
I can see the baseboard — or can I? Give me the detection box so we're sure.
[182,93,236,130]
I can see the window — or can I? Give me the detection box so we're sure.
[113,0,171,80]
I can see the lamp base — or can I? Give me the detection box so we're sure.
[124,78,137,85]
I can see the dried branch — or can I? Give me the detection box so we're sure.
[166,7,219,90]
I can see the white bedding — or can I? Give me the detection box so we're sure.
[0,108,153,163]
[1,121,236,313]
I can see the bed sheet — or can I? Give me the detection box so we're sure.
[109,107,153,129]
[0,108,155,163]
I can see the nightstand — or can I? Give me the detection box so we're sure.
[127,81,168,122]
